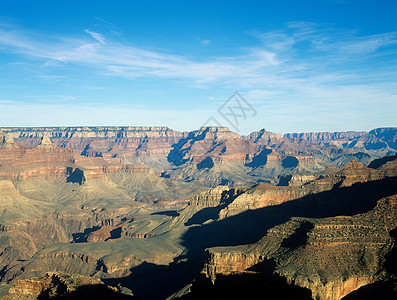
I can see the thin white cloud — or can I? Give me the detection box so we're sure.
[0,24,395,88]
[0,23,396,133]
[84,29,106,44]
[0,100,18,104]
[312,32,397,57]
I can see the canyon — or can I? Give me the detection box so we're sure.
[0,126,396,299]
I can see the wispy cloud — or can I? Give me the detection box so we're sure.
[84,29,106,44]
[0,100,18,104]
[0,22,396,132]
[0,23,395,88]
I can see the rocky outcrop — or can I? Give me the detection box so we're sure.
[35,135,53,149]
[0,132,18,149]
[168,126,251,166]
[189,186,231,207]
[2,272,132,299]
[246,128,283,145]
[196,157,397,300]
[218,184,306,219]
[203,193,397,299]
[278,174,317,186]
[0,208,133,274]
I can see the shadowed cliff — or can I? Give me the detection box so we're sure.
[104,176,397,299]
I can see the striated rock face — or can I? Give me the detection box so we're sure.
[284,131,368,146]
[0,140,77,181]
[188,186,231,207]
[0,134,156,182]
[2,126,185,160]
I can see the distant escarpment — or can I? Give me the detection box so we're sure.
[2,126,395,187]
[163,126,383,187]
[284,127,397,154]
[1,127,185,161]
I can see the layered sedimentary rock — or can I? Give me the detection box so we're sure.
[0,135,78,181]
[203,194,397,300]
[2,127,395,189]
[1,127,185,160]
[193,158,397,300]
[188,186,232,207]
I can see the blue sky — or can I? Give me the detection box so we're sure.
[0,0,396,134]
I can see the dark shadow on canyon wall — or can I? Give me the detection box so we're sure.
[281,156,299,168]
[245,148,271,168]
[185,189,241,226]
[38,284,136,300]
[341,281,397,300]
[167,128,212,167]
[196,157,214,170]
[104,176,397,300]
[368,154,397,169]
[175,267,312,300]
[180,176,397,258]
[66,167,85,185]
